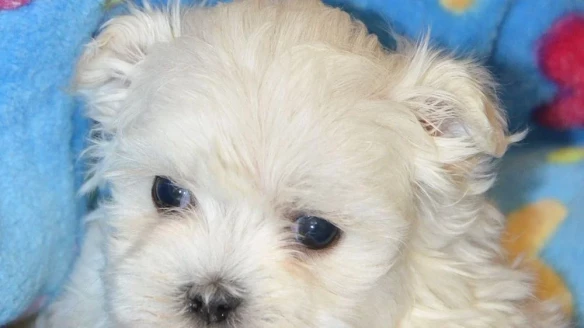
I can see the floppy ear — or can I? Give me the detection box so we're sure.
[76,5,181,131]
[387,40,524,241]
[75,6,181,192]
[389,40,514,159]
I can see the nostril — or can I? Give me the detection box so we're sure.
[188,295,204,312]
[211,301,237,323]
[216,303,231,313]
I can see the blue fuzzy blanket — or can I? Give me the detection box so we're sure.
[0,0,583,325]
[0,0,103,322]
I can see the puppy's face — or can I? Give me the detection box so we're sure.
[97,36,414,328]
[78,1,509,327]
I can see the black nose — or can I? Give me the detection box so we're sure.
[188,293,241,324]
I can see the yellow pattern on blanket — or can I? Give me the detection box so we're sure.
[502,199,573,315]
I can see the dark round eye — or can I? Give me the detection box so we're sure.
[295,215,340,250]
[152,176,193,210]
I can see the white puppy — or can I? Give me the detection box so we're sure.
[38,0,569,327]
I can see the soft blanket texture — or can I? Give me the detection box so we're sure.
[0,0,104,322]
[0,0,582,325]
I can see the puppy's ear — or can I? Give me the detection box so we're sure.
[76,6,180,130]
[387,40,522,241]
[390,40,514,159]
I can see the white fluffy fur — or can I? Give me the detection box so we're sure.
[38,0,568,327]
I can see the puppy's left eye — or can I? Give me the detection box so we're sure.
[295,215,340,250]
[152,176,193,210]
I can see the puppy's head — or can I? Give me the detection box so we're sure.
[77,1,512,327]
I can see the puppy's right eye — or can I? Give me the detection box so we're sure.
[294,215,340,250]
[152,176,193,210]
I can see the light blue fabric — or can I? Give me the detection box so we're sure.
[326,0,511,57]
[0,0,582,325]
[491,142,584,325]
[0,0,104,323]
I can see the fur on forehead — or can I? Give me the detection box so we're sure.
[77,1,414,189]
[76,0,516,207]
